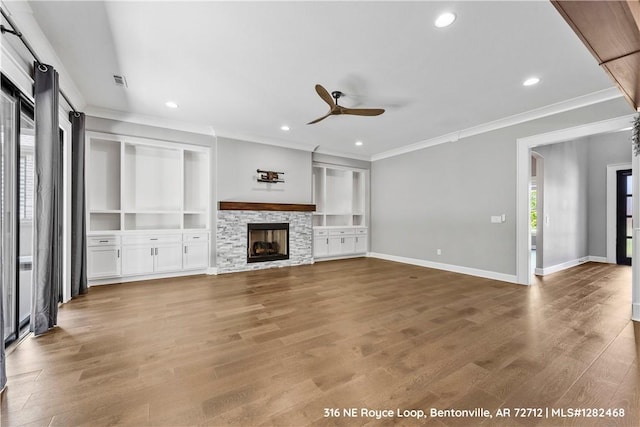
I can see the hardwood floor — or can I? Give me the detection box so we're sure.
[1,259,638,427]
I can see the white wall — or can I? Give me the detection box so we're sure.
[217,137,312,204]
[535,140,589,267]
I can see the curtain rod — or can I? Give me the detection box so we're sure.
[1,7,78,113]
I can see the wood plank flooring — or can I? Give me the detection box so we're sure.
[1,259,638,426]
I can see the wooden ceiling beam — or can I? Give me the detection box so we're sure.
[552,0,640,111]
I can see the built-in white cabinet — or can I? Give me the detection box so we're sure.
[86,131,211,284]
[313,227,368,259]
[312,163,369,260]
[183,233,209,270]
[87,232,209,282]
[121,234,183,276]
[87,236,121,279]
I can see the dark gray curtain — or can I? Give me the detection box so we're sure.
[70,112,87,297]
[31,63,61,336]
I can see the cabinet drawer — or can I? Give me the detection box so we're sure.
[122,234,182,245]
[183,233,209,242]
[88,236,120,247]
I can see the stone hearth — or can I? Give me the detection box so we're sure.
[216,206,313,273]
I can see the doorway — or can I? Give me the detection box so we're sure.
[616,169,632,265]
[530,152,544,275]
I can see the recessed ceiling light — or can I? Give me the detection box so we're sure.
[280,125,290,131]
[355,141,363,146]
[435,12,456,28]
[523,77,540,87]
[165,101,179,108]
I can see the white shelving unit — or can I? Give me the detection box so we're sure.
[86,132,211,284]
[87,132,210,233]
[312,163,368,259]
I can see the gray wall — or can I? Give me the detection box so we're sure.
[586,131,632,257]
[217,137,312,204]
[535,140,589,267]
[370,97,632,276]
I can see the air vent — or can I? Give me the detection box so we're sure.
[113,74,127,88]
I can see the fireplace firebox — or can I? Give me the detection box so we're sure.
[247,223,289,263]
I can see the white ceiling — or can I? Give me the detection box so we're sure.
[24,1,616,159]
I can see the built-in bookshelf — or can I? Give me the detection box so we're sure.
[86,132,210,233]
[312,163,367,228]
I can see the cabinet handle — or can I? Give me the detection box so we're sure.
[193,236,200,239]
[99,240,108,243]
[184,246,188,254]
[155,248,158,256]
[150,238,158,241]
[151,248,154,256]
[117,249,120,258]
[326,238,328,245]
[356,237,358,243]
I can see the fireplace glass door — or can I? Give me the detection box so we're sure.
[247,223,289,263]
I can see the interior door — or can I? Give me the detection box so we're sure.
[616,169,632,265]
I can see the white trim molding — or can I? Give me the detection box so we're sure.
[86,106,217,137]
[534,257,589,276]
[368,252,518,284]
[207,267,218,275]
[372,88,623,161]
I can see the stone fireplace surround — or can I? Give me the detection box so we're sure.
[216,202,315,274]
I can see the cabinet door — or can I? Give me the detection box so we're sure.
[122,245,155,276]
[154,242,183,272]
[328,236,343,255]
[314,237,329,257]
[183,241,208,270]
[87,246,121,279]
[354,235,367,253]
[341,236,356,254]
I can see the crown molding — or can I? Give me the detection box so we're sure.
[312,146,371,162]
[85,106,216,136]
[214,129,319,153]
[371,87,624,161]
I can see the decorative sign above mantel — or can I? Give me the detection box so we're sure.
[257,169,284,184]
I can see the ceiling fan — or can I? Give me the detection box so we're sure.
[307,84,385,124]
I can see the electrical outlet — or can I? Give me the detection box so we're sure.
[437,249,442,255]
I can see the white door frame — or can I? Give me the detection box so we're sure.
[516,114,636,284]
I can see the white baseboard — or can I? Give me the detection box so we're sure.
[367,252,518,284]
[535,257,590,276]
[588,256,609,263]
[207,267,218,275]
[633,303,640,322]
[89,269,208,286]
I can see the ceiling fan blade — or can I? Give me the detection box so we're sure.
[307,111,333,125]
[315,84,335,107]
[341,108,385,116]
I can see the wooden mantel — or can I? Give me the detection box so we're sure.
[218,201,316,212]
